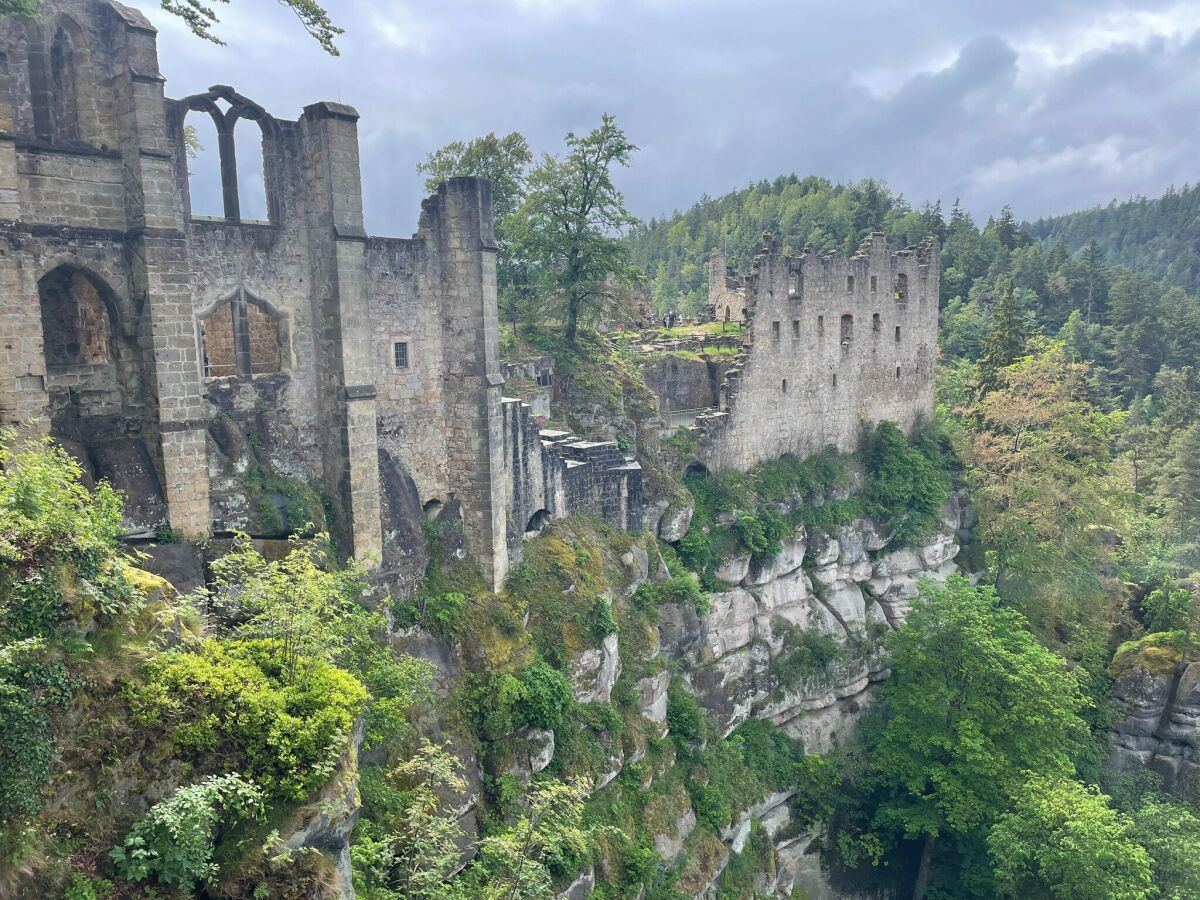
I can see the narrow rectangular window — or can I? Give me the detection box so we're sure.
[817,315,824,335]
[894,325,901,342]
[788,271,800,296]
[792,319,800,338]
[393,341,409,369]
[896,366,901,380]
[847,275,855,293]
[870,275,877,293]
[772,321,781,342]
[832,373,838,387]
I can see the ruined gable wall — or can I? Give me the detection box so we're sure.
[707,251,746,323]
[699,234,938,472]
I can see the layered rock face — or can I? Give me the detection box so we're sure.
[679,513,963,755]
[1110,655,1200,803]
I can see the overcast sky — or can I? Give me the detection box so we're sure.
[129,0,1200,237]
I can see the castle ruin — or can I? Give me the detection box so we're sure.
[698,233,939,471]
[0,0,642,590]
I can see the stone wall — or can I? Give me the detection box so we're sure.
[699,234,939,472]
[501,397,643,566]
[0,0,645,590]
[706,251,746,324]
[639,354,728,413]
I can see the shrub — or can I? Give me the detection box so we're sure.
[127,638,368,802]
[666,678,706,749]
[111,773,263,888]
[1142,583,1197,634]
[518,661,573,730]
[393,591,467,640]
[769,626,846,690]
[860,421,948,543]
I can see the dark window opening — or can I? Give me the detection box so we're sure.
[792,319,800,338]
[832,373,838,388]
[772,320,781,342]
[39,267,113,367]
[847,275,855,293]
[870,275,877,293]
[536,369,553,387]
[840,313,854,345]
[872,313,881,332]
[894,325,901,342]
[782,379,788,394]
[49,26,80,142]
[896,366,901,379]
[894,273,909,302]
[394,341,409,369]
[525,509,552,535]
[788,271,800,296]
[423,499,444,521]
[817,315,824,335]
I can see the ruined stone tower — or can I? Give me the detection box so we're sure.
[0,0,642,590]
[698,233,940,472]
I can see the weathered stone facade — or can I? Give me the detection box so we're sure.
[698,233,939,472]
[705,250,746,325]
[0,0,641,588]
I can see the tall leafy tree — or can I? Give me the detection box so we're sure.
[510,114,639,344]
[417,132,533,220]
[987,775,1154,900]
[866,576,1088,900]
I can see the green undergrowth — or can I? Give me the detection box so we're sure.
[677,421,950,589]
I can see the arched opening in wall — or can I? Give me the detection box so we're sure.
[198,289,285,379]
[39,266,114,367]
[234,117,269,222]
[684,462,710,479]
[48,24,80,142]
[184,110,224,218]
[423,499,444,521]
[894,273,908,303]
[525,509,551,536]
[840,313,853,345]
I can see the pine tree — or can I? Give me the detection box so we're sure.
[977,280,1028,393]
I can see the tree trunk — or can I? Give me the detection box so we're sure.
[565,290,580,346]
[912,832,936,900]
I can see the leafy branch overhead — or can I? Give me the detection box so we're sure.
[0,0,344,54]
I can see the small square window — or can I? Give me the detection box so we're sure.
[393,341,409,369]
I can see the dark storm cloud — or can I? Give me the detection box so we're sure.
[128,0,1200,234]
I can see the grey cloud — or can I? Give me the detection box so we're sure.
[130,0,1200,234]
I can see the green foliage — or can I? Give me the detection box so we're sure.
[111,773,264,889]
[63,873,114,900]
[0,0,40,17]
[0,435,141,839]
[1128,796,1200,900]
[158,0,343,54]
[509,114,640,343]
[127,638,368,802]
[417,132,533,219]
[392,590,466,641]
[864,577,1088,881]
[987,775,1153,900]
[860,421,948,543]
[665,677,706,749]
[1142,583,1198,635]
[630,572,708,619]
[769,625,846,690]
[518,661,574,731]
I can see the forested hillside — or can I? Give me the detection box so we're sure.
[1028,183,1200,294]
